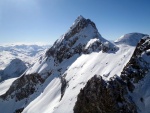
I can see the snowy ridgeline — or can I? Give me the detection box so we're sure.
[0,16,149,113]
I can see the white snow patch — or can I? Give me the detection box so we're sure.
[0,78,17,95]
[85,38,99,49]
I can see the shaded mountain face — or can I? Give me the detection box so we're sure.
[0,16,149,113]
[74,36,150,113]
[0,58,27,82]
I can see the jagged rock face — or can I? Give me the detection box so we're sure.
[0,58,27,82]
[74,75,137,113]
[0,73,44,101]
[121,36,150,91]
[14,108,24,113]
[46,16,116,63]
[65,15,97,40]
[46,16,100,63]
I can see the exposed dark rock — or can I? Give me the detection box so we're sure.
[14,108,24,113]
[60,76,67,100]
[64,16,97,40]
[121,36,150,91]
[0,73,44,101]
[74,75,137,113]
[83,40,102,54]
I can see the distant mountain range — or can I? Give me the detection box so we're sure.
[0,16,149,113]
[0,44,50,70]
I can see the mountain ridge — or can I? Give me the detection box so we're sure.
[0,16,149,113]
[115,32,148,46]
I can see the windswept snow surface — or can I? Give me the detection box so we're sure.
[23,34,147,113]
[22,43,135,113]
[115,33,147,46]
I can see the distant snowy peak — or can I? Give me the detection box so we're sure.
[0,44,49,56]
[0,58,27,81]
[115,33,148,46]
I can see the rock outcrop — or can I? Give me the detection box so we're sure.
[74,75,137,113]
[121,36,150,91]
[0,73,44,101]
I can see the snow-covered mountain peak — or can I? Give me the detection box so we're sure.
[115,32,148,46]
[65,15,98,40]
[45,16,117,64]
[74,15,85,23]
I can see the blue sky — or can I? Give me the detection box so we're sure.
[0,0,150,44]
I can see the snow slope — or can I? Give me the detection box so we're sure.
[0,78,17,95]
[23,43,135,113]
[115,33,147,46]
[0,16,148,113]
